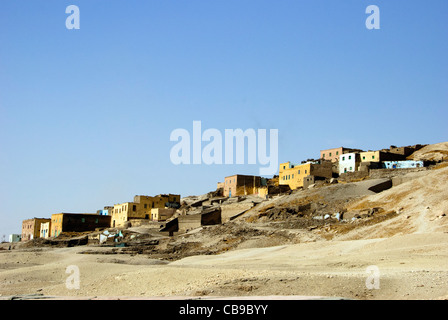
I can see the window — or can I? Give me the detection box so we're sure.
[305,170,307,174]
[81,218,85,223]
[133,205,137,211]
[336,151,339,155]
[363,156,366,160]
[95,219,99,224]
[292,174,294,179]
[372,155,375,160]
[350,167,352,171]
[283,165,286,169]
[348,155,351,160]
[298,170,301,174]
[322,154,325,158]
[144,204,147,209]
[342,156,345,161]
[329,152,332,157]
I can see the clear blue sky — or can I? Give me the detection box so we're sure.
[0,0,447,237]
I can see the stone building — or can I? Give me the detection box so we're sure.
[382,160,424,169]
[223,174,264,197]
[382,145,426,157]
[339,152,362,175]
[320,147,364,162]
[112,194,180,227]
[40,222,51,238]
[9,234,21,242]
[279,160,332,190]
[151,208,176,222]
[360,151,407,163]
[50,213,111,237]
[21,218,51,241]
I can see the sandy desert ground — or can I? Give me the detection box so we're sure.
[1,144,448,300]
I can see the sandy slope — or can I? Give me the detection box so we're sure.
[1,164,448,300]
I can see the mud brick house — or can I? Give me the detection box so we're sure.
[320,147,364,162]
[151,208,176,222]
[381,145,426,157]
[279,160,333,190]
[50,213,111,237]
[339,152,362,174]
[160,207,222,235]
[223,174,264,197]
[360,150,407,163]
[112,194,181,227]
[40,221,51,238]
[21,218,51,241]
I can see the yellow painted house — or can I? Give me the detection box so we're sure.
[111,194,180,227]
[360,151,381,163]
[279,160,332,190]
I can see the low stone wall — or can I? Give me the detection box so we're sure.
[369,167,428,179]
[178,215,201,232]
[221,202,254,223]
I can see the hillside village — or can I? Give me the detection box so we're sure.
[2,141,448,299]
[8,142,445,249]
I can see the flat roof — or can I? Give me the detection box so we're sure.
[224,174,261,178]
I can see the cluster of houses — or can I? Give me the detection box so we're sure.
[8,144,427,243]
[12,194,181,243]
[216,144,427,197]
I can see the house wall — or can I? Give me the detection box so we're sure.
[279,162,311,190]
[178,215,202,232]
[9,234,21,242]
[22,218,51,241]
[320,148,343,162]
[112,194,181,227]
[360,151,381,163]
[279,160,332,190]
[40,222,51,238]
[310,161,333,178]
[321,147,364,163]
[302,175,315,189]
[134,194,180,209]
[339,153,361,174]
[98,206,114,216]
[223,175,261,197]
[50,213,111,237]
[112,202,138,227]
[361,151,407,163]
[151,208,176,221]
[382,160,424,169]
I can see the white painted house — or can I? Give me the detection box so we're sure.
[9,234,21,243]
[339,152,361,175]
